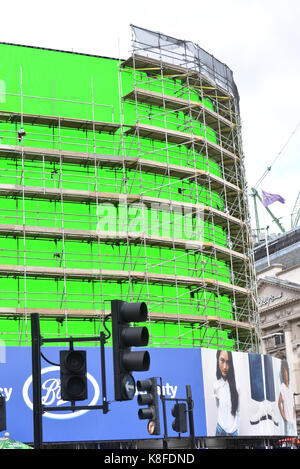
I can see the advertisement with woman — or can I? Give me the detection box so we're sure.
[201,348,297,437]
[0,345,296,442]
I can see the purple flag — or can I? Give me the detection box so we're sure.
[262,190,285,207]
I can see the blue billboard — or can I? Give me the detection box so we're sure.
[0,346,206,443]
[0,346,297,443]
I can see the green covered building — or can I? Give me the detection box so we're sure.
[0,26,259,352]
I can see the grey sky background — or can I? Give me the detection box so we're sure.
[1,0,300,235]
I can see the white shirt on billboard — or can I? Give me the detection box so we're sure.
[280,382,294,424]
[213,377,240,434]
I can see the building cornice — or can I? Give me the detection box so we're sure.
[259,296,300,314]
[260,304,300,330]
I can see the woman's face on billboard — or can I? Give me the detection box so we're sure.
[218,351,230,380]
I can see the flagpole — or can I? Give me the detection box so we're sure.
[251,188,285,234]
[265,226,270,267]
[261,202,271,268]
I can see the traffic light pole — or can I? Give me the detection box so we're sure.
[31,314,110,448]
[31,314,43,449]
[158,381,196,450]
[159,377,169,449]
[186,385,196,450]
[100,331,109,414]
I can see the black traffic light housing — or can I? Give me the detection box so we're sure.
[111,300,150,401]
[60,350,87,401]
[0,394,6,432]
[171,403,187,433]
[137,378,161,436]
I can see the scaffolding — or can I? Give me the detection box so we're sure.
[0,28,260,352]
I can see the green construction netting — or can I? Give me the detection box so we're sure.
[0,43,244,349]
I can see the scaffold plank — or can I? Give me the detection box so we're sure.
[121,55,232,101]
[123,87,234,133]
[125,123,239,165]
[0,144,242,196]
[0,111,121,133]
[0,183,245,231]
[0,223,249,265]
[0,307,255,333]
[0,264,250,300]
[0,144,134,166]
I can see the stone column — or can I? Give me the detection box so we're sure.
[294,343,300,421]
[261,337,267,355]
[280,321,294,368]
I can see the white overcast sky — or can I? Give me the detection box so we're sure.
[1,0,300,234]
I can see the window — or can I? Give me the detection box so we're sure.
[275,334,285,346]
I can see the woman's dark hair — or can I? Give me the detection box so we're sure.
[216,350,239,416]
[280,359,289,383]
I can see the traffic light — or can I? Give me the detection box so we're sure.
[171,403,187,433]
[0,394,6,432]
[111,300,150,401]
[60,350,87,401]
[137,378,160,436]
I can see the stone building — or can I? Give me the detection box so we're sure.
[254,227,300,435]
